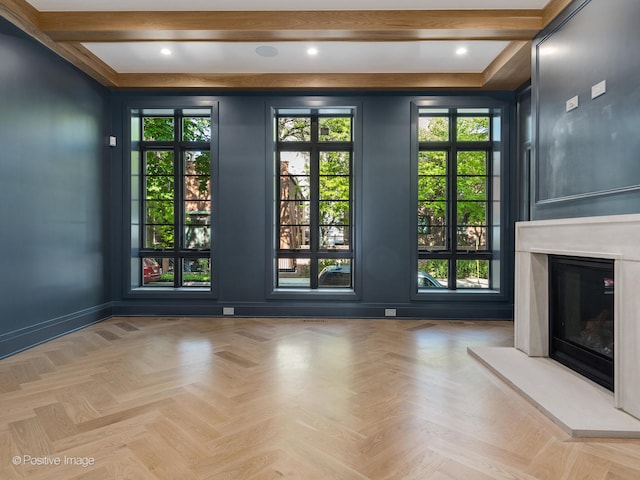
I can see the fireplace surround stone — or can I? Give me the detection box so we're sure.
[470,214,640,437]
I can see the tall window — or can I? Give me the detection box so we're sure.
[417,107,500,291]
[275,108,354,289]
[131,108,213,289]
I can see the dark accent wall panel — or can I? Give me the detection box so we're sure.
[532,0,640,219]
[216,97,267,302]
[361,97,413,304]
[0,18,110,357]
[516,86,532,221]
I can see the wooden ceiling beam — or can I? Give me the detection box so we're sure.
[116,72,486,90]
[482,40,531,90]
[40,10,543,42]
[542,0,576,27]
[0,0,39,28]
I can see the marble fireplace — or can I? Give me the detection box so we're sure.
[470,213,640,437]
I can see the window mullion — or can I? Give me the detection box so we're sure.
[308,115,319,288]
[174,143,182,287]
[486,146,493,290]
[310,147,320,288]
[486,146,492,254]
[449,149,457,290]
[348,150,354,257]
[175,110,186,287]
[275,151,283,258]
[449,114,458,290]
[140,148,147,257]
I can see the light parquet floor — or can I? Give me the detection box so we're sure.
[1,316,640,479]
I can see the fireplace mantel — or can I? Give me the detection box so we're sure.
[470,214,640,437]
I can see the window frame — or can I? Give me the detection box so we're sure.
[267,103,361,298]
[128,103,218,296]
[411,100,507,298]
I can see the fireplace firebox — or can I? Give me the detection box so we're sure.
[549,255,614,391]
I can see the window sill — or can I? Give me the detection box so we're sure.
[129,286,214,297]
[418,288,499,294]
[269,287,358,301]
[413,288,503,301]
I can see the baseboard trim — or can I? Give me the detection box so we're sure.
[112,301,513,321]
[0,303,113,359]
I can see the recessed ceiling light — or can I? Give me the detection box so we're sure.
[456,47,468,56]
[307,47,319,56]
[160,48,172,56]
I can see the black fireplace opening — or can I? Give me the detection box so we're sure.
[549,255,614,391]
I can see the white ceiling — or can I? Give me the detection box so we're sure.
[84,41,509,74]
[27,0,550,12]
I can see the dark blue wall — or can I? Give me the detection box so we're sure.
[0,18,111,357]
[110,91,517,320]
[531,0,640,219]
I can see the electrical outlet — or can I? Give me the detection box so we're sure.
[384,308,397,317]
[223,307,235,316]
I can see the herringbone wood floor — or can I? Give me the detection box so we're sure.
[1,317,640,479]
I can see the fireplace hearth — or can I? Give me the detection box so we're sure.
[549,255,614,391]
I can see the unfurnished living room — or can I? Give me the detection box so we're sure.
[1,0,640,478]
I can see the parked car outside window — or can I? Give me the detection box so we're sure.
[143,258,161,283]
[317,265,445,288]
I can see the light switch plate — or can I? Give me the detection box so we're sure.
[592,80,607,99]
[566,95,579,112]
